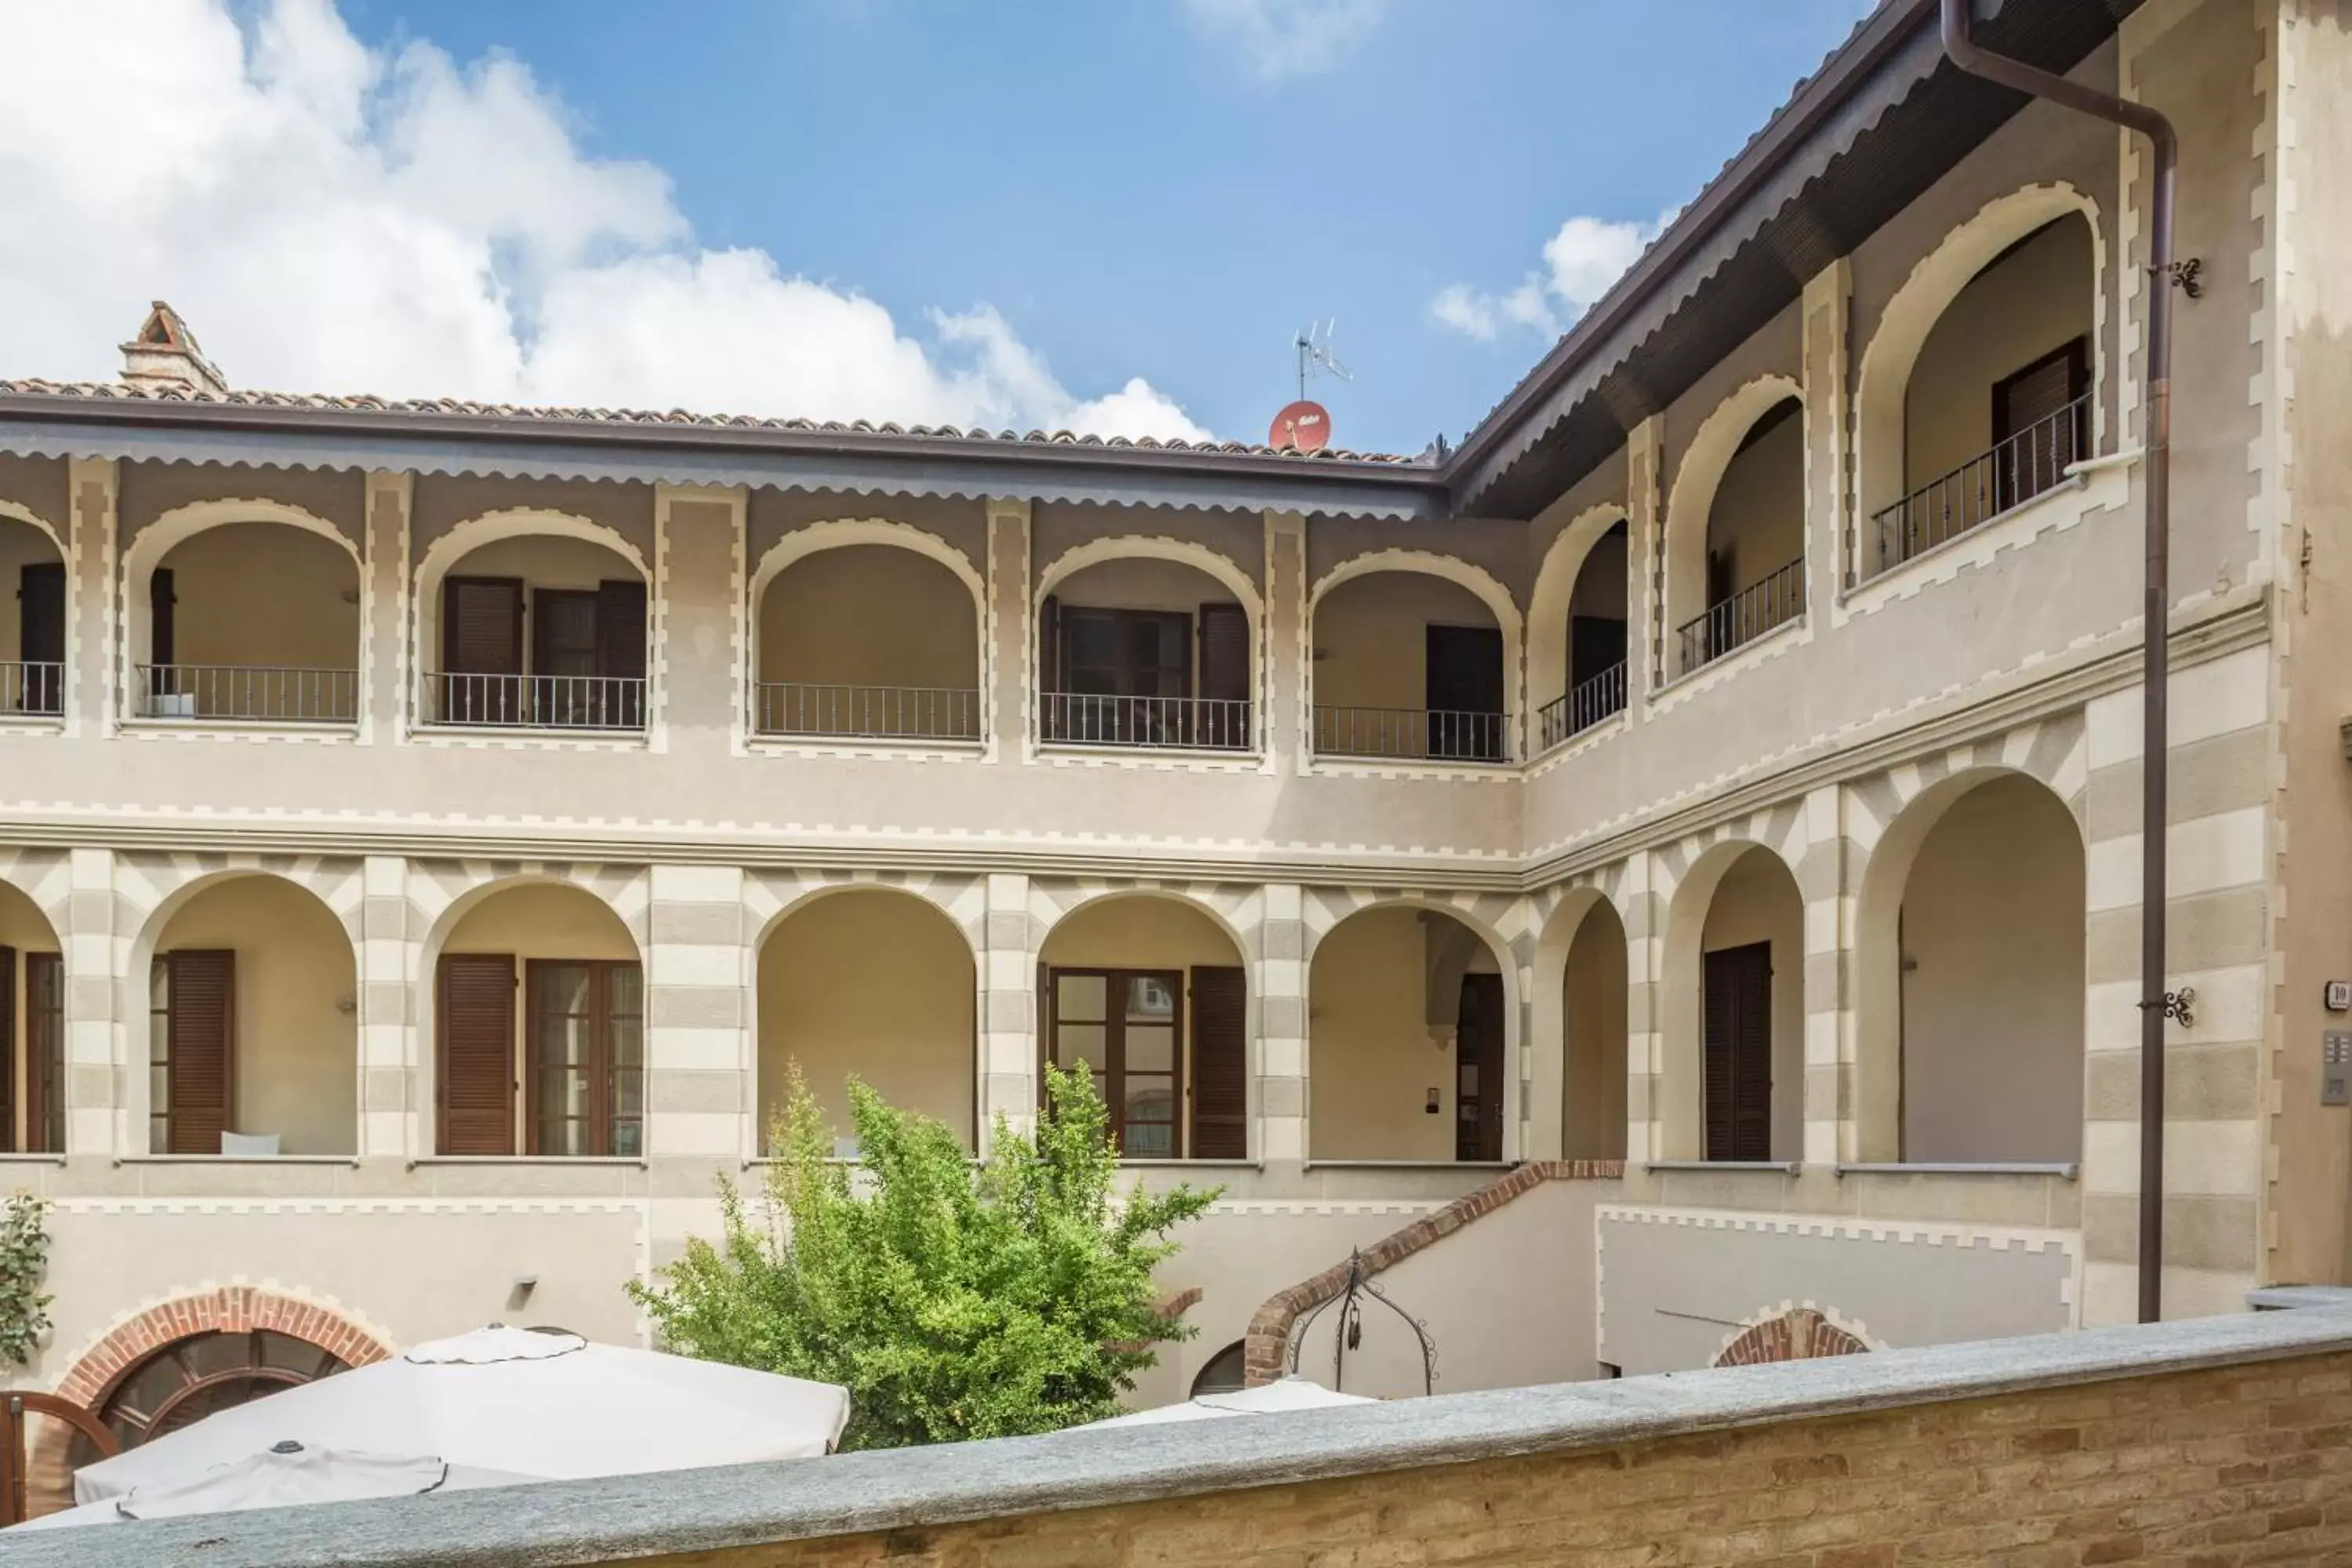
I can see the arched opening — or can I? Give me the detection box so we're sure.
[1561,898,1629,1161]
[1865,207,2098,576]
[424,528,646,731]
[1312,568,1512,764]
[133,521,360,723]
[757,888,976,1153]
[1191,1341,1247,1397]
[1308,905,1512,1163]
[754,540,982,742]
[0,879,64,1153]
[0,514,64,717]
[1661,845,1803,1163]
[1857,773,2085,1163]
[1546,521,1629,746]
[1040,555,1253,753]
[93,1329,352,1451]
[434,883,641,1157]
[141,876,358,1156]
[1675,397,1805,676]
[1038,895,1248,1160]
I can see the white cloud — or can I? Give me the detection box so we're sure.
[0,0,1210,441]
[1178,0,1388,83]
[1431,208,1681,342]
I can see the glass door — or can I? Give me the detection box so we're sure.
[1047,967,1184,1156]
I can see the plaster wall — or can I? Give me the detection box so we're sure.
[1312,572,1498,715]
[1563,904,1628,1161]
[154,877,356,1156]
[757,544,978,693]
[756,889,975,1149]
[1566,528,1628,622]
[0,879,60,1150]
[409,476,653,562]
[1306,906,1501,1163]
[747,488,985,578]
[1703,405,1806,597]
[0,517,61,664]
[115,462,364,552]
[156,522,359,672]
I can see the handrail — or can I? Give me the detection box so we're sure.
[1537,661,1627,751]
[1675,556,1804,674]
[1313,705,1510,764]
[425,671,646,731]
[754,682,981,742]
[1869,392,2091,575]
[1040,692,1252,752]
[137,663,357,724]
[0,662,63,717]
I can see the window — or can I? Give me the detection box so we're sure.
[1046,968,1181,1157]
[526,960,643,1157]
[1040,598,1251,750]
[149,950,234,1154]
[1703,942,1773,1161]
[437,575,645,728]
[1454,972,1504,1162]
[1424,624,1505,761]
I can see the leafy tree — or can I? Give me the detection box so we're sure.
[630,1065,1216,1450]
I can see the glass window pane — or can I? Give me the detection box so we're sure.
[610,1120,642,1158]
[1124,1074,1174,1124]
[1121,1120,1174,1159]
[537,1116,584,1157]
[607,965,643,1014]
[1127,976,1174,1021]
[535,964,592,1016]
[1126,1025,1174,1073]
[1056,974,1106,1022]
[612,1072,643,1117]
[1054,1024,1107,1071]
[150,1065,168,1107]
[541,1069,589,1116]
[149,1011,169,1068]
[150,957,169,1009]
[610,1018,643,1069]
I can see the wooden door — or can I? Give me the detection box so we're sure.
[1455,972,1505,1161]
[1425,624,1504,760]
[1703,942,1773,1161]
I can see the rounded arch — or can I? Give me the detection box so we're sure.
[1658,837,1803,1163]
[750,517,985,615]
[1854,183,2105,551]
[1036,536,1262,626]
[0,496,67,557]
[1305,895,1523,1164]
[1661,376,1804,668]
[120,499,363,677]
[1712,1304,1875,1367]
[1853,766,2085,1163]
[1527,506,1631,719]
[752,883,981,1153]
[414,508,650,694]
[1307,550,1526,757]
[1533,886,1630,1163]
[1039,886,1254,965]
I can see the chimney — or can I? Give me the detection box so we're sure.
[120,302,227,395]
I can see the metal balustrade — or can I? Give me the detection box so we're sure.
[1040,692,1252,751]
[1312,706,1510,764]
[1537,660,1627,751]
[426,672,646,731]
[1870,393,2091,575]
[136,664,357,724]
[1676,556,1806,675]
[754,683,981,742]
[0,662,63,717]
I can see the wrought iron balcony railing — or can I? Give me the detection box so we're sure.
[1870,392,2092,576]
[1312,706,1510,764]
[1536,660,1628,752]
[0,662,63,717]
[754,682,981,742]
[1040,692,1252,751]
[1677,556,1805,675]
[137,664,358,724]
[425,672,646,731]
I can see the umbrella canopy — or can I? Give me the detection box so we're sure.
[13,1441,535,1530]
[72,1326,851,1506]
[1077,1377,1374,1429]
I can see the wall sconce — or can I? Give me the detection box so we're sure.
[335,995,358,1015]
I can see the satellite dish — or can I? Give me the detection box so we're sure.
[1269,399,1332,454]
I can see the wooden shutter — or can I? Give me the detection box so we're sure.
[150,568,176,670]
[18,563,63,665]
[0,946,14,1153]
[1197,601,1250,750]
[1703,942,1772,1161]
[441,577,524,673]
[1039,596,1062,740]
[1189,966,1248,1160]
[165,949,234,1155]
[24,953,61,1156]
[438,954,517,1156]
[597,579,648,727]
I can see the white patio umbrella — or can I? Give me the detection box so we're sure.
[1077,1377,1374,1428]
[71,1325,851,1506]
[13,1441,535,1530]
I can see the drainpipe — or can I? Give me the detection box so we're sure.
[1940,0,2183,1324]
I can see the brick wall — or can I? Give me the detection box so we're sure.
[648,1351,2352,1567]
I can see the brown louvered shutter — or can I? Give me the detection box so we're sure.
[596,579,648,727]
[443,577,524,673]
[1197,603,1249,749]
[165,949,234,1155]
[1039,595,1062,742]
[438,953,517,1156]
[19,563,64,714]
[1189,966,1247,1160]
[0,946,14,1152]
[25,952,62,1156]
[1703,942,1772,1161]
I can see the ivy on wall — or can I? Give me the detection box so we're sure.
[0,1192,53,1366]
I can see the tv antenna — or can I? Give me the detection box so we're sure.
[1295,319,1352,402]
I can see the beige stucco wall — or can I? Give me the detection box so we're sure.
[154,876,358,1156]
[1700,851,1805,1161]
[1312,572,1499,714]
[1904,212,2097,492]
[1308,907,1498,1163]
[1900,776,2086,1163]
[446,534,637,597]
[0,515,61,664]
[1563,903,1628,1161]
[1704,404,1805,599]
[157,521,360,672]
[757,544,977,693]
[757,889,975,1149]
[0,879,60,1151]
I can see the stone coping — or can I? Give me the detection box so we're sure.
[13,1307,2352,1568]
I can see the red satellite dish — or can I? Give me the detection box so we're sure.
[1269,399,1332,454]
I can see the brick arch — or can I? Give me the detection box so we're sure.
[53,1285,395,1410]
[1711,1305,1874,1368]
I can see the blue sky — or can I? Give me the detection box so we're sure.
[5,1,1875,456]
